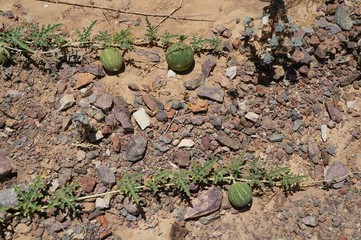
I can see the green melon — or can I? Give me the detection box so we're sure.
[100,48,123,72]
[228,182,252,208]
[166,42,194,72]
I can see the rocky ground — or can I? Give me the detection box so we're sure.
[0,0,361,239]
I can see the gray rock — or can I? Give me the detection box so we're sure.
[112,97,134,133]
[133,108,151,130]
[96,165,115,186]
[308,143,321,164]
[0,150,14,177]
[302,216,318,227]
[58,94,75,111]
[202,59,216,77]
[94,94,113,111]
[335,4,353,30]
[269,134,284,142]
[123,197,141,215]
[184,186,223,220]
[283,143,294,155]
[325,161,349,189]
[0,188,18,208]
[43,218,63,234]
[293,119,304,131]
[325,101,343,123]
[199,210,220,225]
[209,116,222,130]
[125,135,148,162]
[169,222,188,240]
[173,150,191,167]
[197,86,224,103]
[245,112,260,123]
[225,66,237,80]
[215,132,240,150]
[184,74,205,90]
[156,110,168,122]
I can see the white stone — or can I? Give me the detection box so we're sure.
[262,15,269,25]
[167,70,176,78]
[225,66,237,80]
[245,112,260,122]
[346,101,355,110]
[133,108,151,130]
[95,195,111,209]
[178,139,195,148]
[321,124,328,142]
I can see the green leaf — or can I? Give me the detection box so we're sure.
[117,173,142,204]
[145,17,158,44]
[170,171,191,197]
[13,176,44,217]
[48,182,78,212]
[77,20,97,44]
[189,159,217,185]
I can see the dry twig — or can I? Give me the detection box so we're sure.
[35,0,213,22]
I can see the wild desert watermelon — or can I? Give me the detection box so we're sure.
[100,48,123,72]
[166,42,194,72]
[228,182,252,208]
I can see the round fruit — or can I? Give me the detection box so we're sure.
[228,182,252,208]
[100,48,123,72]
[166,42,194,72]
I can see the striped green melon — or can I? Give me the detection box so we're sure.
[100,48,123,72]
[166,42,194,72]
[228,182,252,208]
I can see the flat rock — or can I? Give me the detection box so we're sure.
[142,94,157,111]
[321,124,328,142]
[202,59,216,77]
[188,99,208,113]
[96,164,116,186]
[178,139,195,148]
[308,143,321,164]
[0,188,18,208]
[78,176,96,193]
[125,135,148,162]
[215,132,240,150]
[94,94,113,111]
[325,161,349,189]
[245,112,260,122]
[58,94,75,111]
[184,75,205,90]
[0,150,14,177]
[133,108,151,130]
[302,216,318,227]
[197,86,224,103]
[172,150,191,167]
[335,4,353,30]
[184,186,222,220]
[74,72,94,89]
[112,97,133,133]
[169,222,188,240]
[325,101,343,123]
[269,134,284,142]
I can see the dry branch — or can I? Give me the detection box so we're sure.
[35,0,213,22]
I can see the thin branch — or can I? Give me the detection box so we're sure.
[155,0,184,28]
[34,0,213,22]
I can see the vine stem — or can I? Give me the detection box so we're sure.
[75,171,361,201]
